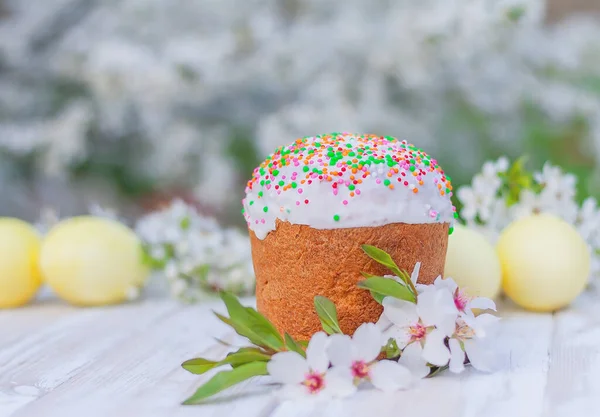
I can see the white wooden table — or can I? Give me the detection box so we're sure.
[2,290,600,417]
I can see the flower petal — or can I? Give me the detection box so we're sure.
[418,288,457,322]
[306,331,330,372]
[448,338,465,374]
[422,329,450,367]
[468,297,497,312]
[464,313,500,339]
[376,312,392,329]
[417,288,458,335]
[277,384,309,399]
[326,334,354,367]
[370,360,413,392]
[382,297,419,328]
[437,276,458,293]
[268,352,309,384]
[464,340,492,372]
[323,367,357,398]
[414,283,430,294]
[353,323,383,362]
[385,325,412,349]
[437,315,459,337]
[398,343,430,379]
[376,313,393,343]
[410,262,421,286]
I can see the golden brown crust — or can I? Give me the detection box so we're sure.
[250,221,449,340]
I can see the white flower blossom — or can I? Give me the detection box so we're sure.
[576,198,600,240]
[456,175,500,222]
[268,332,355,399]
[327,323,412,392]
[419,276,497,318]
[379,261,499,377]
[448,314,501,373]
[382,293,456,369]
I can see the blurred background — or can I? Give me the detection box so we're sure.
[0,0,599,228]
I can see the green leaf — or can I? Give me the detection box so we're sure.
[235,346,270,354]
[220,292,251,319]
[181,349,271,375]
[361,245,403,277]
[182,358,219,375]
[219,293,284,351]
[182,362,268,405]
[284,333,306,358]
[370,291,386,304]
[504,155,538,207]
[313,296,343,335]
[224,350,272,368]
[383,338,401,359]
[397,269,413,285]
[244,307,282,343]
[214,311,235,327]
[357,277,416,303]
[180,215,192,230]
[505,5,525,22]
[213,311,267,348]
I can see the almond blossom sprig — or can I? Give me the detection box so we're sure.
[457,157,600,283]
[181,246,499,405]
[359,245,499,377]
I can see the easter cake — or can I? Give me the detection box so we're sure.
[242,133,455,340]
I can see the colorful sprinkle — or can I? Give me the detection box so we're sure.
[242,133,455,234]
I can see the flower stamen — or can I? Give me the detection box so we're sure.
[302,371,326,394]
[455,320,476,339]
[351,360,370,379]
[453,288,470,312]
[408,322,427,341]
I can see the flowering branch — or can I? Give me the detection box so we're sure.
[181,246,499,404]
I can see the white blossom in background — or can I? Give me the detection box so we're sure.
[1,0,600,219]
[34,203,123,234]
[34,206,62,235]
[135,199,255,302]
[457,157,600,282]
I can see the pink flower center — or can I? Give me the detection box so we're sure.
[303,371,326,394]
[351,360,370,379]
[408,323,427,341]
[454,289,470,312]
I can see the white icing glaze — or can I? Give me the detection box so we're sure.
[242,133,455,240]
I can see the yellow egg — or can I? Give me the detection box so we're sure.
[0,218,43,308]
[497,213,590,312]
[40,216,149,306]
[444,224,502,299]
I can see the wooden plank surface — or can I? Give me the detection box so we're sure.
[0,292,599,417]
